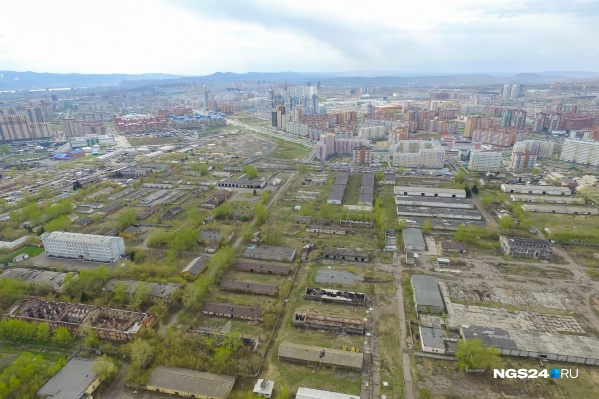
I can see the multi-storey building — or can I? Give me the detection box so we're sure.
[314,133,366,160]
[464,116,494,138]
[0,115,51,142]
[390,140,445,168]
[468,151,502,172]
[472,128,525,147]
[510,150,537,170]
[352,146,371,165]
[41,232,126,262]
[532,112,562,133]
[560,139,599,166]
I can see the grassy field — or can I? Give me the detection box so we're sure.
[1,245,45,264]
[267,139,311,160]
[527,212,599,233]
[343,174,362,205]
[127,137,186,146]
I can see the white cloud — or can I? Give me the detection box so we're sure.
[0,0,597,74]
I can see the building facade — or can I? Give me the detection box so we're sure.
[41,232,126,262]
[468,151,502,172]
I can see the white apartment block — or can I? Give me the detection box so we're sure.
[391,140,445,168]
[41,232,126,262]
[468,151,502,172]
[512,140,554,158]
[560,139,599,166]
[285,121,309,137]
[359,125,386,140]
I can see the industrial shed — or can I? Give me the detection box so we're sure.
[146,366,235,399]
[461,325,599,366]
[402,228,426,252]
[278,342,363,370]
[521,204,599,215]
[500,184,571,195]
[220,279,278,295]
[411,275,444,314]
[296,388,360,399]
[394,186,466,198]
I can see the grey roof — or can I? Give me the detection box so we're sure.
[243,245,296,261]
[278,342,363,370]
[411,275,444,309]
[182,256,210,276]
[297,388,360,399]
[395,195,473,207]
[220,279,278,295]
[235,261,290,275]
[402,228,426,248]
[420,326,445,349]
[200,229,222,242]
[501,236,551,248]
[147,366,235,399]
[105,279,181,298]
[461,325,519,350]
[202,302,263,319]
[37,358,98,399]
[323,246,369,258]
[1,268,72,289]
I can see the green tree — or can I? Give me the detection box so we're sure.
[36,323,51,342]
[84,328,100,349]
[129,339,156,369]
[117,209,137,229]
[499,216,515,230]
[464,185,472,198]
[298,165,309,173]
[300,202,314,216]
[419,388,432,399]
[54,327,72,346]
[375,170,384,181]
[243,166,258,179]
[113,281,130,305]
[170,227,198,251]
[199,164,209,176]
[253,202,268,225]
[397,219,407,231]
[214,202,233,220]
[94,355,118,381]
[133,283,152,310]
[318,203,333,219]
[274,386,288,399]
[454,170,465,184]
[471,184,479,195]
[44,215,71,232]
[0,145,10,154]
[456,338,501,371]
[421,219,433,234]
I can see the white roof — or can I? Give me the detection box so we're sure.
[42,231,122,244]
[296,387,360,399]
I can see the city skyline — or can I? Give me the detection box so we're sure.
[1,0,598,75]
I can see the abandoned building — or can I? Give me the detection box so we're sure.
[411,275,445,314]
[6,298,155,341]
[323,247,369,262]
[104,279,182,303]
[294,216,312,225]
[306,225,347,235]
[234,261,290,275]
[499,235,553,260]
[243,244,296,262]
[202,302,263,321]
[441,241,467,254]
[278,342,364,370]
[146,366,236,399]
[220,279,278,296]
[304,287,366,306]
[0,268,74,291]
[340,219,373,229]
[200,189,233,209]
[182,256,210,280]
[292,312,365,335]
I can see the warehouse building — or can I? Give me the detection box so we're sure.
[402,228,426,252]
[146,366,235,399]
[304,287,366,306]
[306,225,347,235]
[499,236,553,260]
[182,256,210,280]
[396,206,482,220]
[41,232,125,262]
[243,245,296,262]
[220,279,278,296]
[411,275,445,314]
[394,186,466,198]
[296,388,361,399]
[521,204,599,215]
[1,268,74,291]
[358,172,375,206]
[278,343,363,370]
[500,184,571,196]
[234,261,290,275]
[395,195,474,209]
[217,177,267,189]
[461,325,599,366]
[37,358,104,399]
[323,247,369,262]
[327,172,349,204]
[510,194,584,204]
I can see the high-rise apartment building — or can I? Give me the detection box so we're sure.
[390,140,446,168]
[468,151,502,172]
[533,112,562,133]
[560,139,599,166]
[464,116,494,138]
[472,128,525,147]
[0,115,51,142]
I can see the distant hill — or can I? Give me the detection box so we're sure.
[0,71,183,90]
[1,70,598,90]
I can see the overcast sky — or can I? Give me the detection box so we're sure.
[1,0,598,75]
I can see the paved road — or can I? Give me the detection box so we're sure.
[394,266,415,399]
